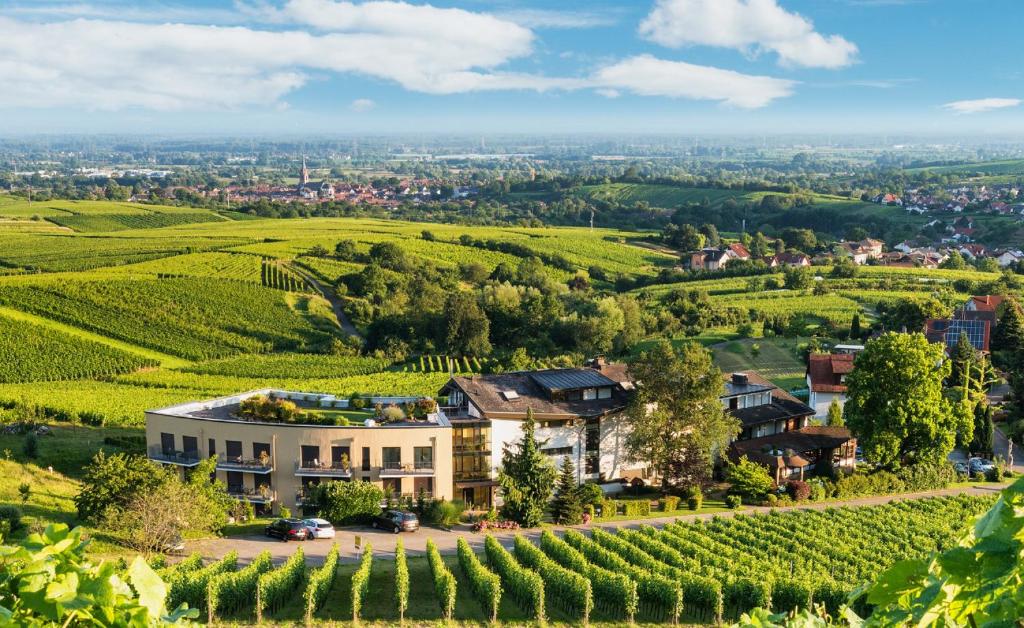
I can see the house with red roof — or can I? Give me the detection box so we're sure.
[806,353,856,420]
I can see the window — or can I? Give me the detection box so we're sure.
[414,446,433,469]
[582,388,597,401]
[565,390,582,401]
[253,442,271,461]
[413,476,433,496]
[208,438,216,458]
[453,453,488,481]
[331,446,350,469]
[597,387,612,399]
[361,446,370,471]
[301,445,320,467]
[182,436,198,457]
[225,440,242,462]
[383,478,401,497]
[382,447,401,470]
[585,422,600,452]
[160,433,175,455]
[226,471,244,494]
[542,446,573,456]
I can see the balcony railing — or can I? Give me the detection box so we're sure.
[379,460,435,477]
[228,486,276,504]
[295,460,352,477]
[148,445,201,467]
[217,457,274,474]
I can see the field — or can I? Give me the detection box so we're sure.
[183,494,991,626]
[574,183,880,214]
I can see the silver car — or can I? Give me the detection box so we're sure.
[303,518,336,539]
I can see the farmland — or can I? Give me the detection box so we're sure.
[170,493,991,626]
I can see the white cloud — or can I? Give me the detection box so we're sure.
[349,98,375,112]
[639,0,858,69]
[592,55,796,108]
[942,98,1022,114]
[495,8,618,29]
[0,2,797,111]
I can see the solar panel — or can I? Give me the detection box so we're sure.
[944,319,988,352]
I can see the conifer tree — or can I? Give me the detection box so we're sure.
[497,408,556,527]
[850,312,861,339]
[827,397,845,427]
[550,456,583,525]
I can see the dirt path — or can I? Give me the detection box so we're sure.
[189,482,1008,567]
[286,262,361,339]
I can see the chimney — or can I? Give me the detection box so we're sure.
[592,355,607,368]
[731,373,748,385]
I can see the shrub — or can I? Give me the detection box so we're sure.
[599,499,619,519]
[514,535,592,622]
[426,539,457,620]
[395,538,409,621]
[207,550,273,622]
[725,495,742,509]
[687,486,703,510]
[427,499,467,529]
[0,505,23,531]
[622,499,651,517]
[786,480,811,502]
[22,433,38,458]
[457,537,502,621]
[726,456,774,501]
[659,495,681,512]
[484,535,545,621]
[310,480,383,525]
[808,481,827,502]
[764,494,778,507]
[578,482,605,506]
[256,546,305,622]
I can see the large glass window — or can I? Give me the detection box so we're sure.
[382,447,401,470]
[253,442,271,462]
[225,440,242,462]
[414,446,433,469]
[300,445,320,467]
[361,447,370,471]
[331,446,350,469]
[182,436,199,457]
[160,433,175,455]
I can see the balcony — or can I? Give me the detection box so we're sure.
[217,457,274,474]
[148,445,202,467]
[228,485,276,504]
[295,460,352,478]
[379,460,435,478]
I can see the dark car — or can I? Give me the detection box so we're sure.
[371,510,419,534]
[264,518,309,542]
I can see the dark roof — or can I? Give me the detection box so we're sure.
[731,426,854,456]
[444,369,627,420]
[529,369,617,393]
[722,379,774,398]
[731,397,815,428]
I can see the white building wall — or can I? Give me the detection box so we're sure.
[808,390,845,421]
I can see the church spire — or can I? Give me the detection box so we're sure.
[300,156,310,185]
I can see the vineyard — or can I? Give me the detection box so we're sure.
[261,260,311,292]
[0,311,157,383]
[0,278,337,360]
[152,494,989,626]
[47,211,226,232]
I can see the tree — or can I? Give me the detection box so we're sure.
[444,292,491,356]
[497,409,556,527]
[780,227,817,252]
[879,296,950,332]
[940,251,967,270]
[971,402,994,455]
[624,340,740,491]
[74,451,170,522]
[749,232,769,258]
[725,457,774,502]
[664,223,704,251]
[106,480,212,554]
[334,239,358,261]
[783,266,813,290]
[993,297,1024,353]
[549,456,583,525]
[827,397,845,427]
[700,223,721,248]
[311,480,384,525]
[368,241,408,271]
[844,332,962,467]
[948,333,981,390]
[22,433,38,459]
[850,312,862,339]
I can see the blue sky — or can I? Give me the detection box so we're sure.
[2,0,1024,135]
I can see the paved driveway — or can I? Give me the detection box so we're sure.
[188,482,1008,567]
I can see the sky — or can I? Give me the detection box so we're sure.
[2,0,1024,135]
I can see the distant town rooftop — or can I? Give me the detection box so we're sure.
[147,389,451,428]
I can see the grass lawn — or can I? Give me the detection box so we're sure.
[710,336,812,392]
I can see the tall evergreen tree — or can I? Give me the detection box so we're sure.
[850,312,861,340]
[497,408,556,527]
[948,334,980,390]
[549,456,583,525]
[994,298,1024,354]
[971,402,994,456]
[827,397,845,427]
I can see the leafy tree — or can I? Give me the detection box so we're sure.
[827,397,845,427]
[334,239,358,261]
[700,223,721,247]
[497,409,556,527]
[368,241,408,271]
[780,227,817,252]
[725,457,774,502]
[749,232,770,258]
[878,297,950,332]
[74,451,170,522]
[549,456,583,525]
[310,480,384,525]
[664,223,704,251]
[844,332,962,467]
[940,250,968,270]
[624,340,739,491]
[783,266,813,290]
[444,292,491,356]
[0,524,197,626]
[22,433,38,459]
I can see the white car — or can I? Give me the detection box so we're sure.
[303,518,336,539]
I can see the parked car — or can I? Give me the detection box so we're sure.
[303,518,335,539]
[371,510,419,534]
[969,457,996,474]
[953,460,969,475]
[265,518,309,542]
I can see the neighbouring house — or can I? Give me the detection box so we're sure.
[773,252,811,267]
[806,353,855,420]
[723,372,816,441]
[837,238,885,265]
[925,317,991,354]
[996,250,1024,267]
[146,390,454,515]
[726,242,752,260]
[688,248,731,271]
[728,426,857,484]
[438,357,646,507]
